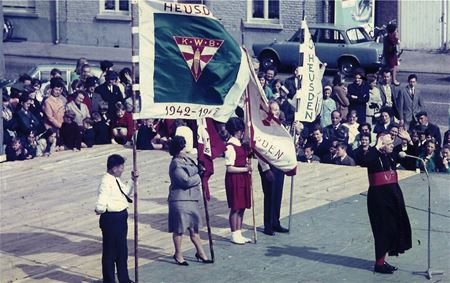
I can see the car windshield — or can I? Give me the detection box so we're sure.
[346,27,371,44]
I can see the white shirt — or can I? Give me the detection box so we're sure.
[95,173,133,213]
[343,122,360,144]
[225,136,241,166]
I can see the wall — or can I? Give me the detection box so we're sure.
[209,0,325,56]
[374,0,398,27]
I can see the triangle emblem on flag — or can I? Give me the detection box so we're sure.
[173,36,224,81]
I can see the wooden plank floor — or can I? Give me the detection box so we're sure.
[0,145,416,282]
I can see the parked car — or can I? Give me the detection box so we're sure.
[27,64,102,84]
[253,23,383,75]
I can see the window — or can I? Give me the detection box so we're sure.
[100,0,130,15]
[3,0,35,14]
[247,0,280,23]
[346,27,371,44]
[317,29,345,44]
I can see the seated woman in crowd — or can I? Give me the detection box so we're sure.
[111,102,134,145]
[15,93,43,138]
[343,110,360,145]
[66,90,90,127]
[136,119,167,150]
[36,128,58,157]
[6,137,27,161]
[438,145,450,173]
[60,110,82,151]
[167,135,212,265]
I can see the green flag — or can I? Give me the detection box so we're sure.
[136,1,250,122]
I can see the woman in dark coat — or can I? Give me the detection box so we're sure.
[383,23,400,86]
[168,135,212,265]
[362,129,413,274]
[347,69,370,124]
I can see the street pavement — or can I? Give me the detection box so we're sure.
[135,173,449,283]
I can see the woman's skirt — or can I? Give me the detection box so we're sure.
[168,200,202,234]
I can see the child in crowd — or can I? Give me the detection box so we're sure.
[23,130,38,159]
[224,117,252,245]
[36,128,57,157]
[60,110,82,151]
[111,102,134,145]
[82,117,95,148]
[92,111,111,145]
[321,85,337,128]
[298,143,321,163]
[136,119,167,150]
[6,138,27,161]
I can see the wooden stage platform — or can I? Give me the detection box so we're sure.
[0,145,416,282]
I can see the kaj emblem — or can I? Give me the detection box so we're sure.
[173,36,224,81]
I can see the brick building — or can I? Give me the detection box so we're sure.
[1,0,335,52]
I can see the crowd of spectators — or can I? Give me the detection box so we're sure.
[2,58,449,174]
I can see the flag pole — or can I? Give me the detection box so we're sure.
[198,119,215,262]
[131,0,139,281]
[200,177,215,261]
[288,11,305,232]
[245,86,257,244]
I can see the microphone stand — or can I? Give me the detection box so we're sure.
[412,158,444,280]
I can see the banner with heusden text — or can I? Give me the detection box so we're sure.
[136,0,250,122]
[244,51,297,175]
[295,20,325,122]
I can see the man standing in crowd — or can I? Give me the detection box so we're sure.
[95,71,123,120]
[415,111,441,146]
[95,154,137,283]
[284,67,302,99]
[399,74,424,129]
[378,69,400,118]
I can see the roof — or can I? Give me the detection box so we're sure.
[307,23,364,31]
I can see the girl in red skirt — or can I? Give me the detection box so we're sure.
[224,117,252,244]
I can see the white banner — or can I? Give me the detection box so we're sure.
[245,53,297,175]
[295,20,325,122]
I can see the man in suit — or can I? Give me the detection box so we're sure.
[415,111,441,145]
[378,69,400,119]
[298,143,321,163]
[323,110,349,144]
[95,71,123,120]
[332,142,356,166]
[284,67,302,99]
[398,74,424,129]
[309,125,332,161]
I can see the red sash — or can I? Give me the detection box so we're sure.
[368,171,398,187]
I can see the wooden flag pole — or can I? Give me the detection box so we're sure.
[198,119,215,262]
[131,0,139,281]
[200,178,215,261]
[245,86,257,244]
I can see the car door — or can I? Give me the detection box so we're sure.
[314,28,346,69]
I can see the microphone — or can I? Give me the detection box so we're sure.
[398,151,425,162]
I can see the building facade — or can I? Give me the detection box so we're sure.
[1,0,447,53]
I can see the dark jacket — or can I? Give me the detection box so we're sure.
[284,75,302,99]
[15,109,43,137]
[60,122,82,150]
[332,155,356,166]
[95,83,123,119]
[347,81,370,123]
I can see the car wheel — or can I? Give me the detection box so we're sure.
[259,52,279,71]
[338,57,359,76]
